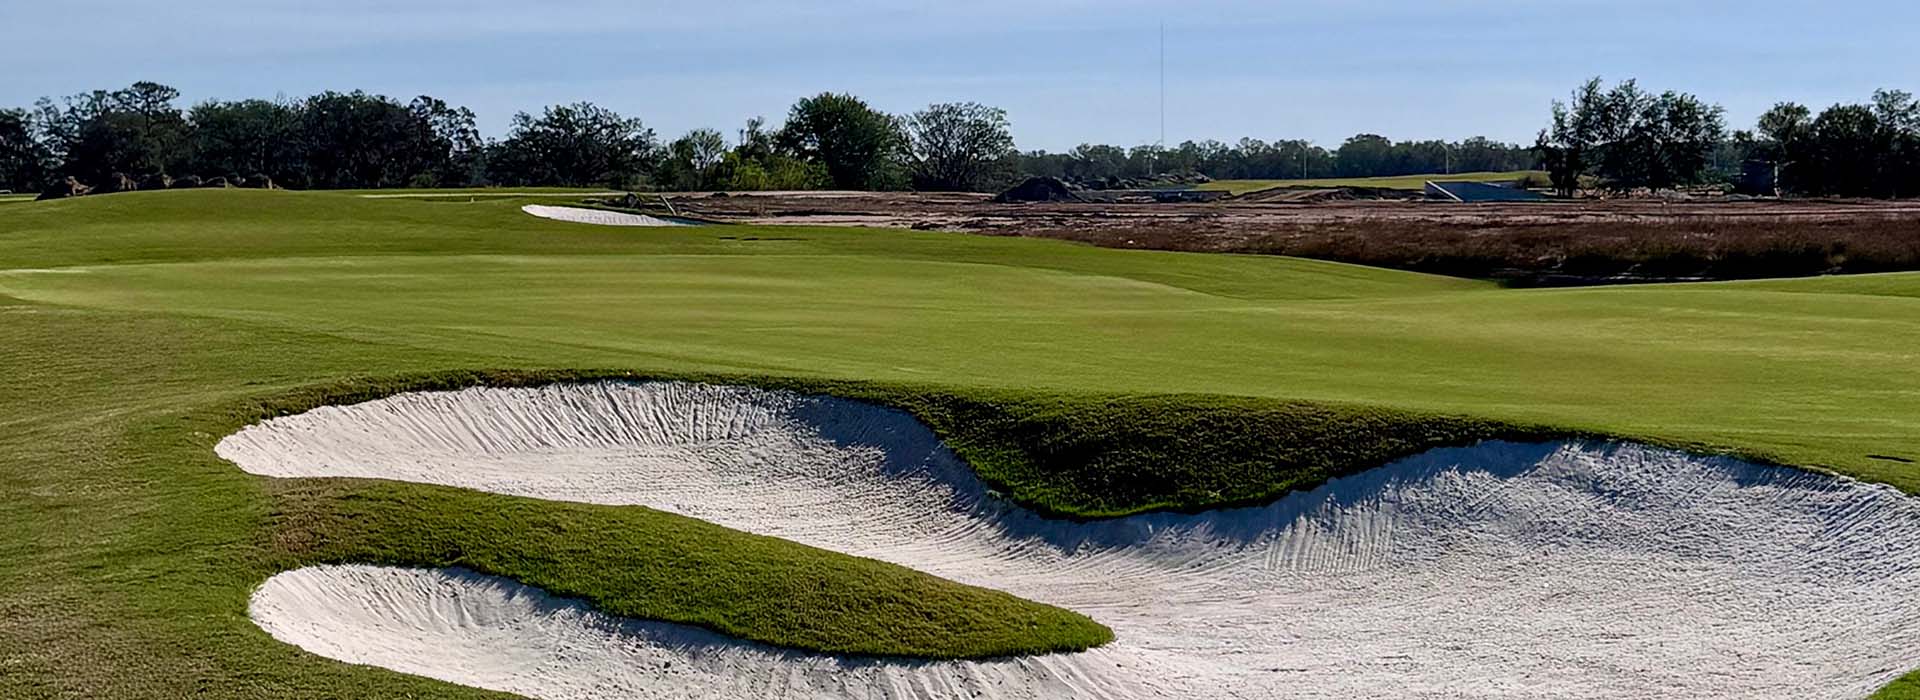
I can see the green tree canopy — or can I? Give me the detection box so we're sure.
[488,102,658,188]
[904,102,1016,192]
[777,93,904,190]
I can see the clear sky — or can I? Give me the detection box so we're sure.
[5,1,1918,152]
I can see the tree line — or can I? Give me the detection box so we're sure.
[3,79,1919,197]
[0,84,999,194]
[1535,77,1920,198]
[0,81,1541,195]
[1018,136,1537,187]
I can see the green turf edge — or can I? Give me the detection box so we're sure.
[224,369,1114,661]
[247,366,1820,521]
[1876,670,1920,699]
[51,359,1920,692]
[738,378,1797,520]
[211,366,1916,689]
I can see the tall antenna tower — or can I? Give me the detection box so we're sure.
[1156,21,1166,175]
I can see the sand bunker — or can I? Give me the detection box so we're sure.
[521,204,691,226]
[221,382,1920,699]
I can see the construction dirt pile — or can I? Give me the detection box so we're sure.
[1231,185,1418,203]
[993,177,1081,203]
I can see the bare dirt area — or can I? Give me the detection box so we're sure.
[662,191,1920,285]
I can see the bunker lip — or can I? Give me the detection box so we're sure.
[223,381,1920,700]
[520,203,699,226]
[250,565,1115,700]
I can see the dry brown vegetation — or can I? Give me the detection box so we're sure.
[1008,213,1920,286]
[665,191,1920,285]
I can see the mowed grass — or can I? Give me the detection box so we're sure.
[261,371,1113,659]
[1200,169,1546,195]
[2,188,1918,697]
[1882,673,1920,700]
[329,186,623,197]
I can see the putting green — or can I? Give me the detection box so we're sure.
[1,189,1917,697]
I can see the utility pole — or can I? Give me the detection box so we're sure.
[1157,21,1165,176]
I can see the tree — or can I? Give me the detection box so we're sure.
[409,96,484,187]
[1334,134,1394,177]
[296,91,439,188]
[1654,93,1724,189]
[662,128,728,191]
[1066,143,1127,183]
[187,99,300,184]
[715,150,829,191]
[1749,93,1920,198]
[34,82,190,183]
[1536,77,1724,194]
[776,93,904,190]
[904,102,1016,191]
[1807,104,1882,197]
[706,117,827,191]
[1871,90,1920,197]
[488,102,658,188]
[734,117,777,163]
[0,109,50,192]
[1751,102,1813,193]
[1452,136,1526,173]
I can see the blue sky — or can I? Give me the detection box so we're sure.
[5,1,1918,151]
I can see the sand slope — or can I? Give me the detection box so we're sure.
[521,204,690,226]
[221,382,1920,699]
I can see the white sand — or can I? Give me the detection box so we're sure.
[521,204,690,226]
[222,382,1920,699]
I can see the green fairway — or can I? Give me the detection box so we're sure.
[1200,169,1546,195]
[1,189,1917,697]
[339,187,624,198]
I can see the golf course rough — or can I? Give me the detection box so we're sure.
[224,381,1920,700]
[5,189,1920,698]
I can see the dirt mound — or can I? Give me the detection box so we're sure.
[994,177,1081,203]
[95,172,141,194]
[35,177,92,201]
[1233,185,1414,203]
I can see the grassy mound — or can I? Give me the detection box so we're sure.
[775,381,1567,518]
[1879,672,1920,700]
[248,375,1112,660]
[274,482,1109,659]
[238,369,1561,656]
[267,370,1569,520]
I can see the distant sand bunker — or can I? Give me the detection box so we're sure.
[221,382,1920,699]
[521,204,690,226]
